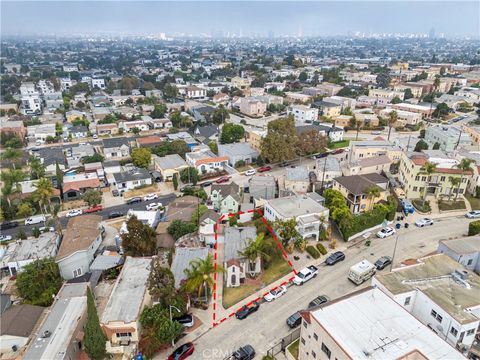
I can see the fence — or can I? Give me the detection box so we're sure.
[266,327,301,358]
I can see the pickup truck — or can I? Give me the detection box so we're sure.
[293,265,318,285]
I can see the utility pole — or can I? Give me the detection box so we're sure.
[406,135,411,152]
[455,128,463,150]
[320,156,327,194]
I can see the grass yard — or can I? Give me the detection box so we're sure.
[124,184,158,198]
[412,198,431,213]
[223,284,258,309]
[438,200,466,211]
[467,196,480,210]
[287,339,300,359]
[329,140,350,149]
[262,257,293,285]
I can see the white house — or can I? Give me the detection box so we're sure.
[111,167,152,193]
[102,138,131,159]
[287,105,319,124]
[185,148,229,175]
[120,209,162,234]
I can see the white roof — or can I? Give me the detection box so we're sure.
[309,287,464,360]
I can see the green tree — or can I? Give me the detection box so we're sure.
[208,141,218,154]
[172,173,178,190]
[448,177,461,202]
[455,158,473,201]
[82,153,105,164]
[16,258,62,306]
[55,162,64,197]
[16,202,33,218]
[131,147,152,168]
[167,219,197,240]
[1,148,22,169]
[387,110,398,141]
[432,103,450,119]
[220,123,245,144]
[404,88,414,100]
[184,253,224,300]
[163,83,178,99]
[274,218,302,247]
[432,142,440,150]
[261,117,298,163]
[84,287,107,360]
[238,233,271,276]
[414,139,429,152]
[83,189,103,207]
[297,129,327,156]
[298,71,308,82]
[151,104,167,118]
[33,177,54,218]
[131,127,141,135]
[366,185,381,208]
[179,167,199,185]
[420,162,437,204]
[121,216,157,256]
[147,260,177,304]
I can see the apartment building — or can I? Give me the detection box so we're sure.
[380,108,422,126]
[287,104,318,123]
[348,140,402,163]
[425,125,471,152]
[239,97,267,117]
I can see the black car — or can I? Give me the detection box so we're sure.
[108,211,124,219]
[0,221,18,230]
[173,313,194,327]
[374,256,392,270]
[286,312,302,328]
[235,301,259,320]
[200,181,212,188]
[308,295,330,309]
[325,251,345,265]
[233,345,256,360]
[126,197,142,205]
[112,189,120,197]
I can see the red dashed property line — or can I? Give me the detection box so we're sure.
[211,209,298,328]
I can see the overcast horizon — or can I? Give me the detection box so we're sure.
[1,1,479,38]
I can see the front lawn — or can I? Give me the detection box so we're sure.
[262,257,292,284]
[329,140,350,149]
[412,199,431,213]
[467,196,480,210]
[438,200,466,211]
[287,339,300,359]
[223,284,258,309]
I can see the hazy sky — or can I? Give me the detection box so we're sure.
[1,1,479,38]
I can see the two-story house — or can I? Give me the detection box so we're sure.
[210,183,241,215]
[102,138,131,159]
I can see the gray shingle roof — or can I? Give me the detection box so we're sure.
[113,167,151,183]
[102,137,130,149]
[224,227,257,262]
[171,247,209,288]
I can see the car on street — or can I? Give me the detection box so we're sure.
[84,205,103,214]
[143,193,158,201]
[233,345,256,360]
[126,197,142,205]
[286,312,302,328]
[200,181,212,188]
[263,285,287,302]
[215,176,231,183]
[66,209,83,218]
[374,256,392,270]
[39,226,55,233]
[173,313,194,328]
[325,251,345,265]
[245,169,256,176]
[414,218,434,227]
[257,165,272,172]
[235,301,259,320]
[465,210,480,218]
[112,189,120,197]
[293,265,318,285]
[146,202,163,211]
[108,211,124,219]
[168,342,194,360]
[308,295,330,308]
[376,227,396,238]
[0,221,18,230]
[0,235,13,241]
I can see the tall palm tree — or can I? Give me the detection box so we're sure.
[29,156,45,180]
[184,253,224,301]
[33,177,55,221]
[238,233,271,277]
[1,148,22,169]
[448,177,461,202]
[455,158,473,201]
[1,169,25,204]
[420,162,437,205]
[387,110,398,141]
[366,185,381,209]
[353,116,362,140]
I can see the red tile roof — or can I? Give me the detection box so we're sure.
[63,178,100,192]
[195,156,229,166]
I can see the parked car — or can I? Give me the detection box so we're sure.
[325,251,345,265]
[414,218,434,227]
[143,193,158,201]
[0,221,18,230]
[286,312,302,328]
[233,345,255,360]
[126,197,142,205]
[263,285,287,302]
[146,202,163,211]
[465,210,480,218]
[348,259,376,285]
[66,209,83,218]
[293,265,318,285]
[25,215,47,225]
[200,181,212,188]
[215,176,231,184]
[108,211,124,219]
[112,189,120,197]
[332,149,344,154]
[168,342,194,360]
[235,301,259,320]
[308,295,330,308]
[0,235,13,241]
[84,205,103,214]
[39,226,55,233]
[376,227,396,238]
[374,256,392,270]
[245,169,256,176]
[257,165,272,172]
[173,313,194,328]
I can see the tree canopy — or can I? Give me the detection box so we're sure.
[131,147,152,168]
[121,215,157,256]
[220,123,245,144]
[261,117,298,163]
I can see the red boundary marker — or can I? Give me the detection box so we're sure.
[211,208,298,328]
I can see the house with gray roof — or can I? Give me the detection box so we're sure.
[210,182,241,215]
[152,153,189,181]
[284,166,313,194]
[194,124,219,144]
[171,247,209,288]
[34,146,65,174]
[111,167,152,192]
[218,142,259,167]
[315,156,342,186]
[102,137,131,159]
[249,174,276,203]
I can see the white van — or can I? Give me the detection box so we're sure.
[348,260,376,285]
[25,215,47,226]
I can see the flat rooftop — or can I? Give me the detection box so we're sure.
[308,287,464,359]
[375,254,480,324]
[439,236,480,255]
[266,193,327,219]
[1,233,59,265]
[101,257,152,324]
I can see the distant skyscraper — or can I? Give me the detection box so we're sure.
[429,27,436,38]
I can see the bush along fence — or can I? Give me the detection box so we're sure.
[323,189,397,241]
[469,220,480,236]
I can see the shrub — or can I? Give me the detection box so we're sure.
[339,204,389,240]
[316,242,328,255]
[386,196,398,221]
[306,246,320,259]
[468,220,480,236]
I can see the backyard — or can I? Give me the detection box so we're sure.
[328,139,350,149]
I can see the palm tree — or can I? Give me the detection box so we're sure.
[238,233,271,277]
[29,156,45,180]
[387,110,398,141]
[33,177,55,221]
[353,116,362,140]
[184,253,224,301]
[455,158,473,201]
[420,162,437,205]
[1,148,22,169]
[0,169,25,204]
[366,185,381,210]
[448,177,461,202]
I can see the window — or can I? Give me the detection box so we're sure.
[116,332,132,337]
[404,297,411,306]
[73,268,82,278]
[303,321,308,329]
[450,327,458,337]
[467,259,473,266]
[301,337,306,345]
[413,187,418,192]
[422,176,427,181]
[312,350,317,358]
[436,314,443,323]
[321,343,331,359]
[440,176,446,182]
[314,333,318,341]
[467,329,476,336]
[431,309,437,318]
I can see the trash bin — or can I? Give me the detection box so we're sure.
[405,223,409,228]
[395,223,401,230]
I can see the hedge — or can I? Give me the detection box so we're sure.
[339,204,389,240]
[386,196,398,221]
[316,243,327,255]
[468,220,480,236]
[306,246,321,259]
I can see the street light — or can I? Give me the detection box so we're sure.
[390,233,400,272]
[169,305,181,347]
